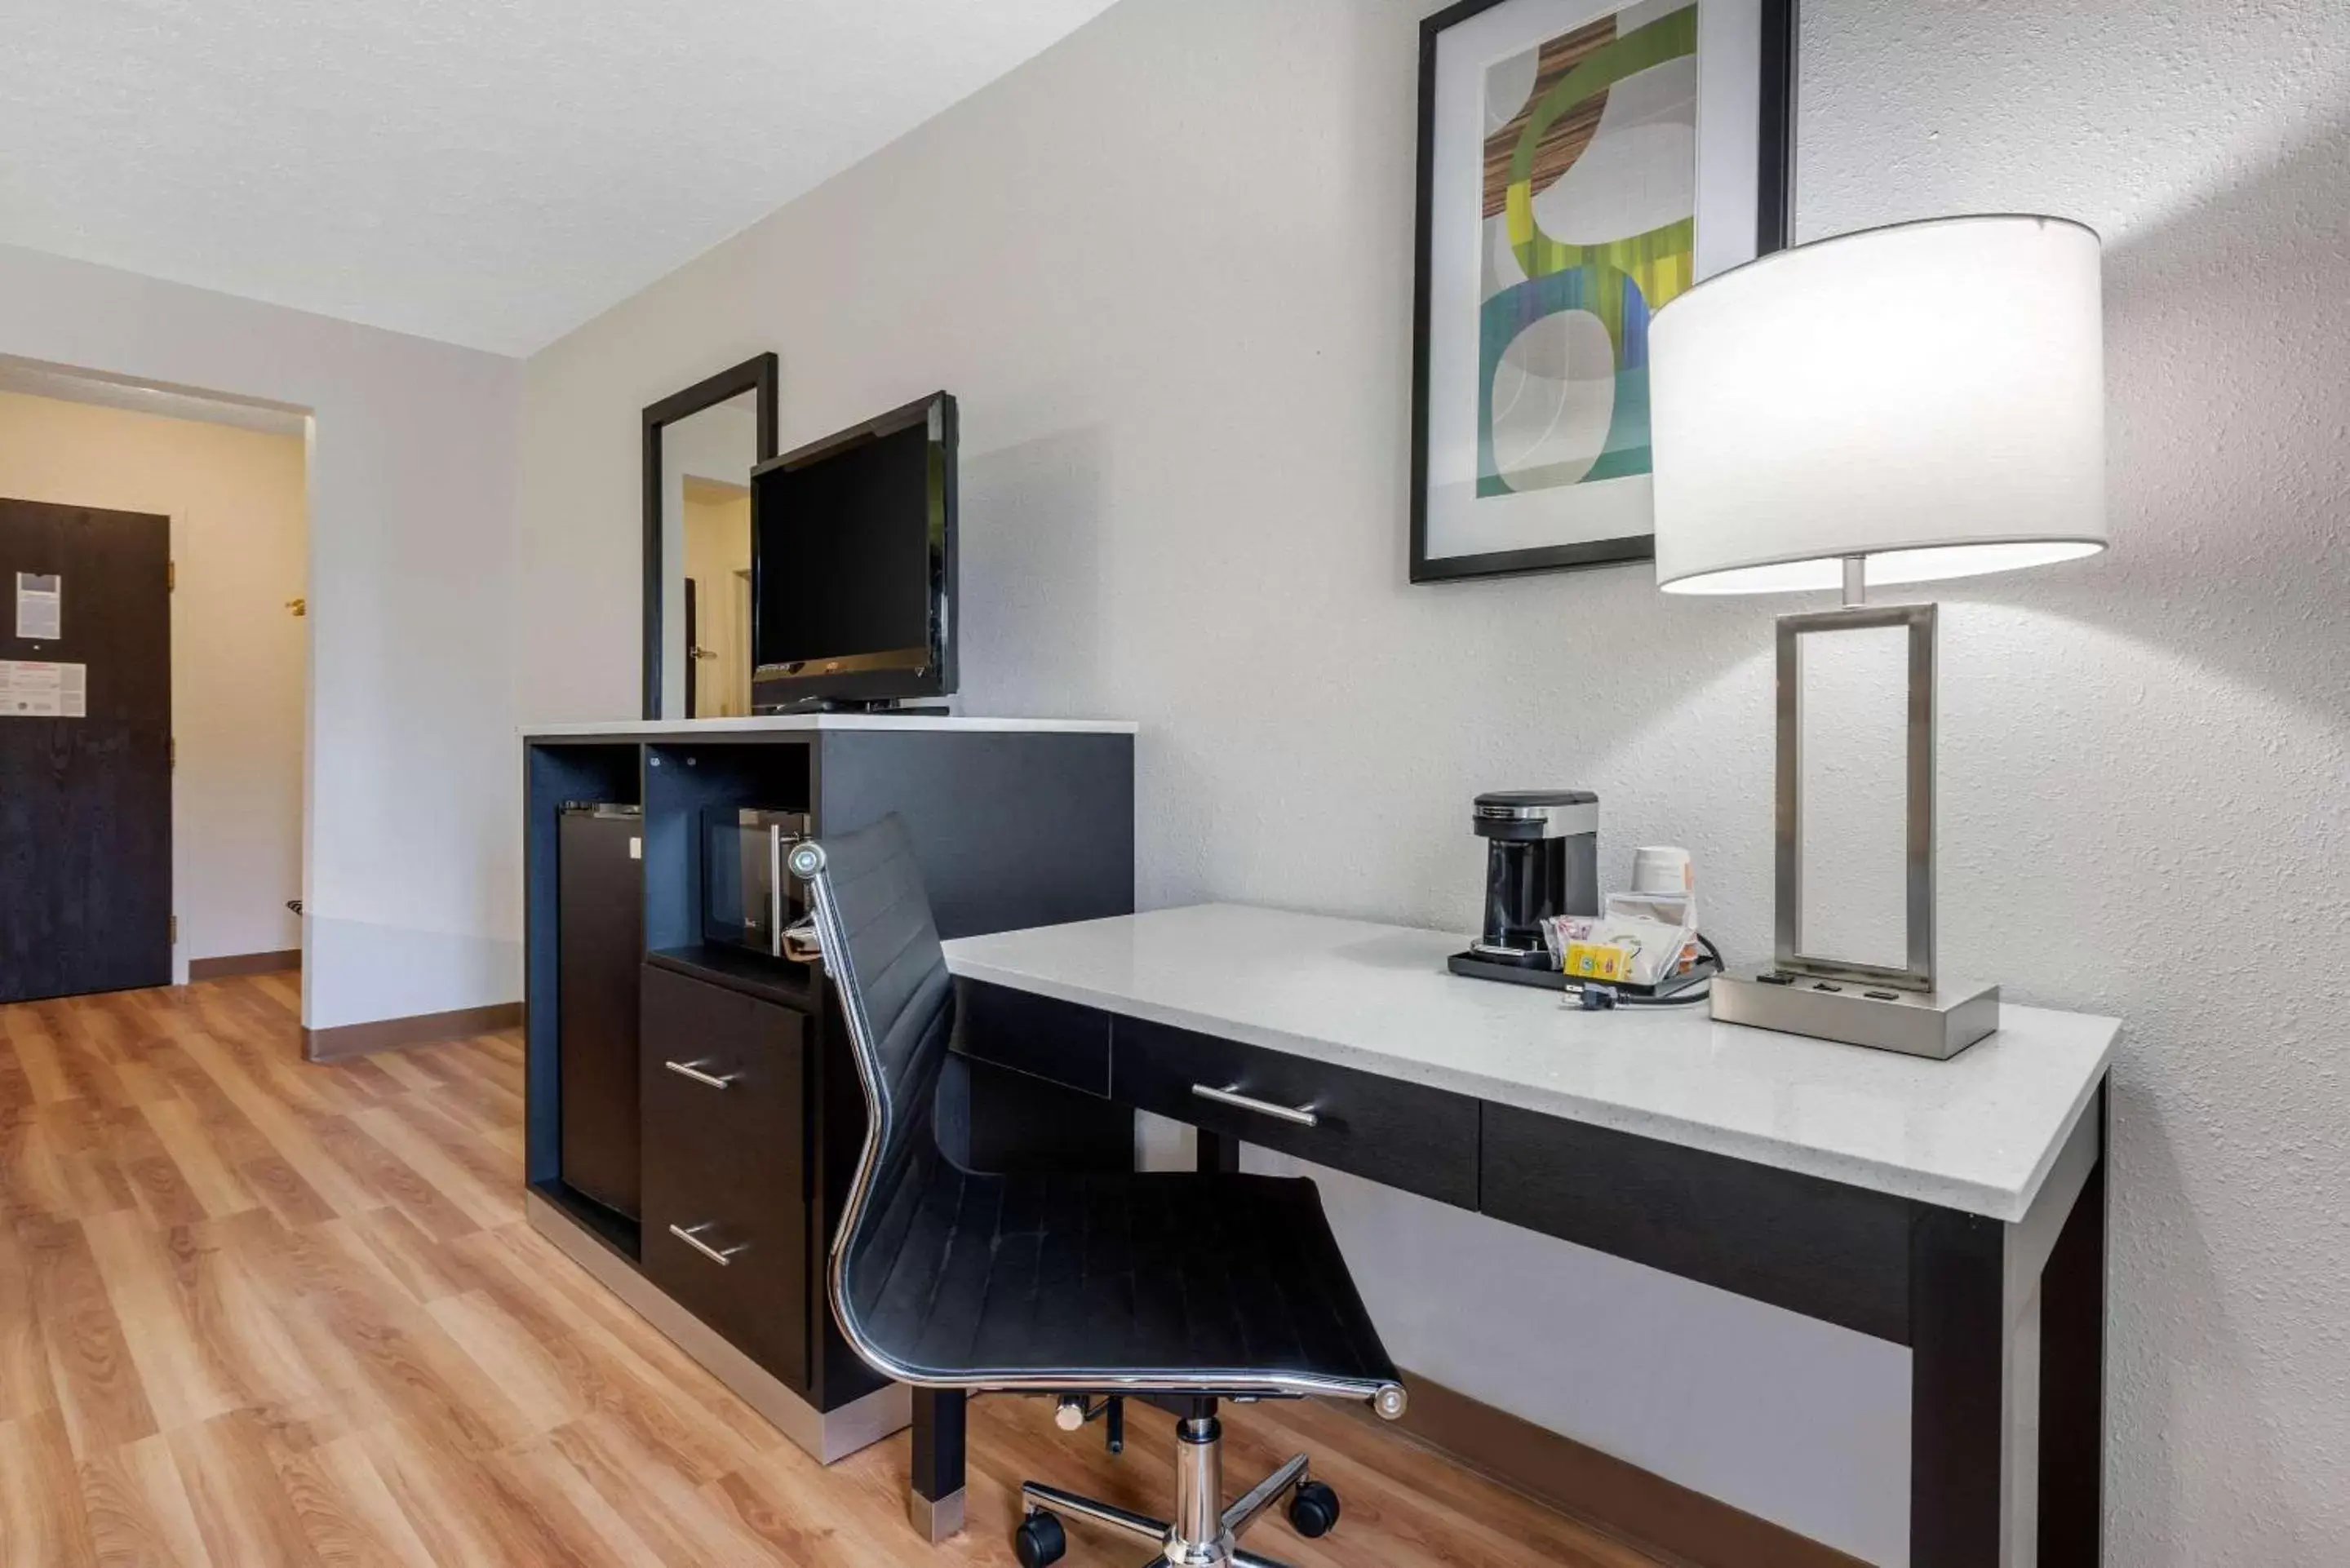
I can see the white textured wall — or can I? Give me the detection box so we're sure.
[517,0,2350,1559]
[0,245,525,1030]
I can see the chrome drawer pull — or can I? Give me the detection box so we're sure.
[663,1059,736,1090]
[668,1223,745,1265]
[1191,1083,1319,1127]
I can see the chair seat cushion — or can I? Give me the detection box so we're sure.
[844,1160,1399,1393]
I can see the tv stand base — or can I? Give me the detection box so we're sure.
[756,698,951,716]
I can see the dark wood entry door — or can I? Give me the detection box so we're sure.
[0,498,172,1003]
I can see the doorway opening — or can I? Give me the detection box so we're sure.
[682,471,754,718]
[0,355,310,1005]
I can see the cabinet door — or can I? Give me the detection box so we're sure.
[641,965,810,1389]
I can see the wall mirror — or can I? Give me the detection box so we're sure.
[643,355,777,719]
[1776,603,1937,989]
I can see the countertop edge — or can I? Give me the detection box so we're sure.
[945,951,2121,1223]
[521,715,1138,739]
[1989,1018,2122,1222]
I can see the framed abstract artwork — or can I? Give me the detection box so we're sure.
[1409,0,1795,582]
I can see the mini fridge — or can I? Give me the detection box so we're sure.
[557,803,643,1220]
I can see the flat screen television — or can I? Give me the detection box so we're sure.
[749,392,956,711]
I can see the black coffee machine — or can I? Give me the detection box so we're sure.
[1463,791,1598,972]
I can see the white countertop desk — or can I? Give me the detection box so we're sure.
[935,903,2118,1568]
[946,903,2115,1224]
[522,714,1137,740]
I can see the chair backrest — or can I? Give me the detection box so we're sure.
[787,814,957,1375]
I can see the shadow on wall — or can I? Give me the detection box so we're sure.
[2081,114,2350,737]
[1995,111,2349,1561]
[958,425,1110,716]
[2108,1076,2328,1565]
[2105,109,2348,1562]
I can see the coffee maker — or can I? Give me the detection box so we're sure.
[1466,791,1598,968]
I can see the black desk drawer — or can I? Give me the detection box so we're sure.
[1479,1102,1913,1342]
[640,964,810,1388]
[1112,1017,1479,1208]
[955,980,1111,1097]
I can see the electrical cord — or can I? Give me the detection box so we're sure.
[1569,982,1709,1010]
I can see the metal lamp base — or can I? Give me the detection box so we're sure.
[1712,967,2000,1060]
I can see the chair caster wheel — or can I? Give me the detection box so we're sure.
[1014,1508,1066,1567]
[1288,1478,1341,1539]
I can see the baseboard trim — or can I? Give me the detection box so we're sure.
[188,949,303,981]
[1352,1368,1867,1568]
[301,1001,521,1061]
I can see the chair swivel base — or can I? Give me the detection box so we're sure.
[1015,1407,1340,1568]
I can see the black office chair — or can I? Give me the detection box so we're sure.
[791,816,1406,1568]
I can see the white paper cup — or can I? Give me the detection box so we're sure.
[1630,846,1693,896]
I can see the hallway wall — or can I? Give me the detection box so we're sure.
[0,385,306,978]
[0,244,524,1030]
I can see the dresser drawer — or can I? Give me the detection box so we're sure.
[639,964,810,1388]
[954,980,1111,1096]
[1111,1017,1479,1207]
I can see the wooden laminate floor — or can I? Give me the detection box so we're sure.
[0,976,1658,1567]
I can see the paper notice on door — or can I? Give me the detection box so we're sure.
[15,573,61,640]
[0,659,85,717]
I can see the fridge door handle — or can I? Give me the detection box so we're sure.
[663,1059,737,1090]
[667,1223,744,1265]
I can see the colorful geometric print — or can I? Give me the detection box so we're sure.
[1478,2,1697,498]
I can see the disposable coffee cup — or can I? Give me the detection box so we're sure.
[1630,846,1693,897]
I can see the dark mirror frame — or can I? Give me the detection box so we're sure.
[642,353,778,719]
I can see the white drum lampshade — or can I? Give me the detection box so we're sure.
[1650,215,2106,595]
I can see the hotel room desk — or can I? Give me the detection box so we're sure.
[922,904,2118,1568]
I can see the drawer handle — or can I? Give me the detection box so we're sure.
[663,1059,737,1090]
[668,1223,745,1265]
[1191,1082,1319,1127]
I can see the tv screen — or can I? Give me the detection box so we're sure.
[749,392,956,707]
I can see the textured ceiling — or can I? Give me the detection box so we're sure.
[0,0,1119,355]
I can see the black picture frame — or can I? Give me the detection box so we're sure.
[1408,0,1798,584]
[642,353,778,719]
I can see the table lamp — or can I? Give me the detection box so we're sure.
[1648,215,2106,1057]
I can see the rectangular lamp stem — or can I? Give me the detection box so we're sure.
[1712,598,2002,1059]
